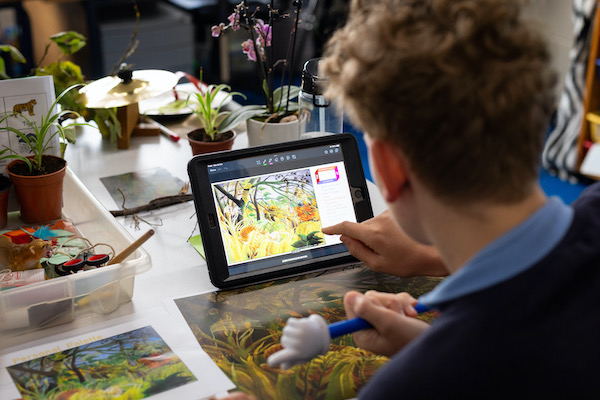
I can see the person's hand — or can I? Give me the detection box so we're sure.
[322,210,447,277]
[344,290,429,357]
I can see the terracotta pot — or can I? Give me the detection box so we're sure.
[7,156,67,224]
[187,129,236,155]
[246,117,300,147]
[0,175,11,229]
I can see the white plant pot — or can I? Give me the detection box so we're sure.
[246,117,300,147]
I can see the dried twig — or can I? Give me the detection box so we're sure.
[130,213,162,231]
[110,192,193,217]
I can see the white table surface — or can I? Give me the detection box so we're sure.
[0,121,386,352]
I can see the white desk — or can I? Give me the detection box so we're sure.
[0,123,386,352]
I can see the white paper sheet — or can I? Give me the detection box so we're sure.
[580,142,600,178]
[0,308,234,400]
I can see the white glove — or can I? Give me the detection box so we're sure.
[267,314,331,369]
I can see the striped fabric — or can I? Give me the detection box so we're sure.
[542,0,597,182]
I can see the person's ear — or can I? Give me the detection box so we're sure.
[369,138,409,203]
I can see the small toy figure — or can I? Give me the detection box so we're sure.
[0,235,53,271]
[267,303,430,369]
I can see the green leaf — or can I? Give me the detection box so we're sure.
[272,85,300,111]
[218,105,265,133]
[0,44,26,79]
[62,125,77,144]
[50,31,86,55]
[0,58,7,79]
[0,44,26,63]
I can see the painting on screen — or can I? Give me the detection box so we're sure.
[213,168,324,264]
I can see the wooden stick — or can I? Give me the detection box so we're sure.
[108,229,155,265]
[109,194,193,217]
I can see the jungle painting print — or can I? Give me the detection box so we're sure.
[212,168,325,265]
[174,265,443,400]
[6,325,197,400]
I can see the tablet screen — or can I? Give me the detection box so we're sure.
[188,134,372,288]
[206,142,356,276]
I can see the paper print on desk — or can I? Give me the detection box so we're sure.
[100,167,185,209]
[173,265,443,400]
[6,325,196,399]
[1,311,234,400]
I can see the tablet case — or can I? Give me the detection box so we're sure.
[188,134,373,288]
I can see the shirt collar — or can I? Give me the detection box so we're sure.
[419,197,573,309]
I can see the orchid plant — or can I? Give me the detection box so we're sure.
[211,0,302,123]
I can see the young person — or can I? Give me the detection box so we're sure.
[224,0,600,397]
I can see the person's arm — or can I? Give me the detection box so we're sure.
[344,290,430,357]
[322,209,448,277]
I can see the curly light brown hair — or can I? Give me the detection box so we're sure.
[321,0,556,204]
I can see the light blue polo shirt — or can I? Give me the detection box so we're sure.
[419,197,574,309]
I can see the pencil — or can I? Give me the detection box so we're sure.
[108,229,155,265]
[143,116,181,142]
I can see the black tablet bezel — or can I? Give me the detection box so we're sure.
[187,133,373,288]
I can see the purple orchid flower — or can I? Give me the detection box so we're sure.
[242,39,257,62]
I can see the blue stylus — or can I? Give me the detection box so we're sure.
[328,302,431,338]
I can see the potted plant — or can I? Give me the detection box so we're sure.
[0,84,90,224]
[211,0,302,146]
[185,82,252,154]
[2,32,121,141]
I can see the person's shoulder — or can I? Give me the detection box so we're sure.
[568,182,600,225]
[572,181,600,206]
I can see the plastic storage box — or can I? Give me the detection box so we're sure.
[0,168,152,336]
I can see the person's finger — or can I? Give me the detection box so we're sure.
[353,293,405,331]
[364,291,403,313]
[363,291,418,316]
[344,291,363,320]
[322,220,370,242]
[339,235,382,266]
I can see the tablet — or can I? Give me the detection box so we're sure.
[187,133,373,288]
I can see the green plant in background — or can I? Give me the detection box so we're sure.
[1,31,121,141]
[0,44,25,79]
[0,84,92,174]
[33,31,120,141]
[187,83,263,141]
